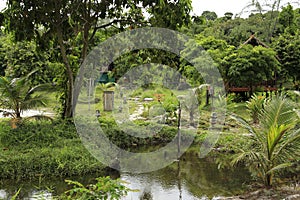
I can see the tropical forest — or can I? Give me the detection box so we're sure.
[0,0,299,199]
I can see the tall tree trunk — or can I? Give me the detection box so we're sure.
[73,1,92,111]
[57,30,74,119]
[73,23,90,111]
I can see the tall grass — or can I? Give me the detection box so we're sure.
[0,120,106,180]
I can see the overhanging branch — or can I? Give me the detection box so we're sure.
[89,19,149,42]
[89,19,131,42]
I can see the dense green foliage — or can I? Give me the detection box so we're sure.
[246,94,266,123]
[0,117,184,180]
[223,45,279,90]
[0,1,299,198]
[4,0,192,118]
[63,176,129,200]
[0,2,298,116]
[274,31,300,89]
[0,120,106,179]
[0,34,58,85]
[99,117,179,148]
[231,96,300,186]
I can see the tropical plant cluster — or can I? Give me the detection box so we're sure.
[0,0,299,199]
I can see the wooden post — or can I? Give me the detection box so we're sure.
[88,78,92,111]
[177,103,181,159]
[206,88,209,106]
[103,91,114,111]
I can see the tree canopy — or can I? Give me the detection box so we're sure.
[0,1,298,118]
[4,0,192,118]
[223,45,279,90]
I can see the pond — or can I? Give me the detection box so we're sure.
[0,151,250,200]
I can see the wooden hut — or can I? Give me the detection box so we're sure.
[228,34,278,96]
[240,34,269,48]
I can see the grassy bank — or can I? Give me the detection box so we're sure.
[0,118,187,181]
[1,96,298,191]
[0,120,106,180]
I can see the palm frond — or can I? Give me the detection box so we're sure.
[230,150,249,166]
[26,83,54,96]
[231,149,263,166]
[0,73,49,119]
[267,124,291,159]
[24,115,53,122]
[231,95,299,186]
[273,128,300,160]
[261,96,296,130]
[230,114,255,135]
[266,163,293,175]
[230,113,267,147]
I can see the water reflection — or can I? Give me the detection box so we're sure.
[0,151,250,199]
[0,189,52,200]
[30,191,53,200]
[123,174,198,200]
[122,152,250,200]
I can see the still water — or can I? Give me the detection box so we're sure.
[0,151,250,200]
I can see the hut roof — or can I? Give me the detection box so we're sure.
[240,34,269,48]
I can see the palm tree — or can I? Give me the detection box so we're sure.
[0,73,48,119]
[231,95,300,186]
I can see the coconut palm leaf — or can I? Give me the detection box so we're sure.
[231,95,299,186]
[24,115,53,122]
[230,114,255,135]
[261,96,296,129]
[273,128,300,162]
[266,163,293,175]
[267,124,290,160]
[0,74,49,119]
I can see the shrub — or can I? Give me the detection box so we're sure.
[63,176,130,200]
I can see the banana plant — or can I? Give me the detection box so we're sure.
[231,95,300,186]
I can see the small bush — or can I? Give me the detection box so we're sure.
[63,176,129,200]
